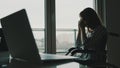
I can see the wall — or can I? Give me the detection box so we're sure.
[106,0,120,67]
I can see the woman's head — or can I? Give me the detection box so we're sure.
[80,7,102,29]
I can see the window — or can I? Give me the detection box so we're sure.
[0,0,104,54]
[0,0,45,52]
[56,0,94,54]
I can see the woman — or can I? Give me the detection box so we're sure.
[77,7,108,50]
[67,8,108,63]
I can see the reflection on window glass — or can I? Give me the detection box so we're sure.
[0,0,45,52]
[56,0,94,54]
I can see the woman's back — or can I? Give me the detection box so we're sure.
[84,25,108,51]
[84,25,108,61]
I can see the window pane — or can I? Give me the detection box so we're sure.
[56,29,77,54]
[32,28,45,53]
[56,0,94,54]
[0,0,45,52]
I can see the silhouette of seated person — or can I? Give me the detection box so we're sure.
[0,28,8,52]
[66,8,108,66]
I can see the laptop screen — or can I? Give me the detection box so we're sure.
[1,9,41,62]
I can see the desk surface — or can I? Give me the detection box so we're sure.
[0,52,111,68]
[0,59,88,68]
[0,52,87,68]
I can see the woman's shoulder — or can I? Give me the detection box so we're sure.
[96,25,107,31]
[94,25,108,36]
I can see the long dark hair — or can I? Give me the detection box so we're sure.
[80,7,102,29]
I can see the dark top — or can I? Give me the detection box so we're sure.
[76,25,108,61]
[84,25,108,51]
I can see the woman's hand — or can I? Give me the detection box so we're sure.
[78,19,86,29]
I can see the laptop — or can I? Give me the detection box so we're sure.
[0,9,78,63]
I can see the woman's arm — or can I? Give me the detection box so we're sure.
[76,21,82,47]
[79,19,87,44]
[76,19,87,48]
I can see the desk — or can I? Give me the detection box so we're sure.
[0,52,112,68]
[1,59,88,68]
[0,52,87,68]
